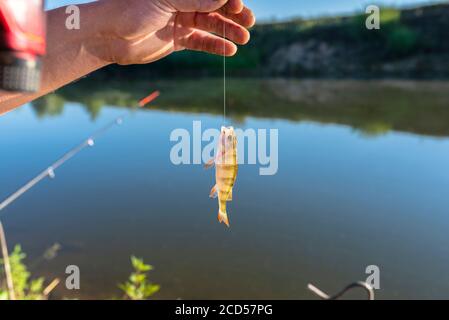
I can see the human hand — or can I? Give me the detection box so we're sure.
[96,0,255,65]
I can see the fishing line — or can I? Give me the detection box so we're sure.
[0,91,160,215]
[223,16,227,125]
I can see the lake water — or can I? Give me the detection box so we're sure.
[1,79,449,299]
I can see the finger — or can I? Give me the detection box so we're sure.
[177,12,250,45]
[220,6,256,28]
[219,0,244,14]
[168,0,228,13]
[179,30,238,56]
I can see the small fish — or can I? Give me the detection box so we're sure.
[206,126,238,227]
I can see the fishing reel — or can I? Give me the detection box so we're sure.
[0,0,46,92]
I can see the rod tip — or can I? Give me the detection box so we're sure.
[138,91,160,108]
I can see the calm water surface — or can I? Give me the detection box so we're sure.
[1,79,449,299]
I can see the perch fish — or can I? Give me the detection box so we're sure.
[206,126,238,227]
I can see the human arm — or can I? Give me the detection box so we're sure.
[0,0,255,115]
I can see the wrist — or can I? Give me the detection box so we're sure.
[47,2,114,66]
[77,1,116,65]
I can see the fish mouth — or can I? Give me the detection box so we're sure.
[221,126,235,135]
[221,127,236,145]
[221,126,234,131]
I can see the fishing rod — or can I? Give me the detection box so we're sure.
[0,90,160,214]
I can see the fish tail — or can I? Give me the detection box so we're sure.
[218,210,230,227]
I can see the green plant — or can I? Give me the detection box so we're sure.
[0,245,46,300]
[119,256,160,300]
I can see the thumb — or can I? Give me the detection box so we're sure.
[166,0,229,13]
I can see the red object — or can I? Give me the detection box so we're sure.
[0,0,46,92]
[138,90,160,108]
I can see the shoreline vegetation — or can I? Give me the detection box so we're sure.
[0,242,159,300]
[34,78,449,138]
[87,3,449,79]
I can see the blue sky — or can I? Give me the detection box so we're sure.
[47,0,443,20]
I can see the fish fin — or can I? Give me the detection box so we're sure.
[218,210,230,227]
[209,185,218,198]
[226,189,233,201]
[204,159,215,169]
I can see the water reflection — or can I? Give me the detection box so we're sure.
[32,79,449,137]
